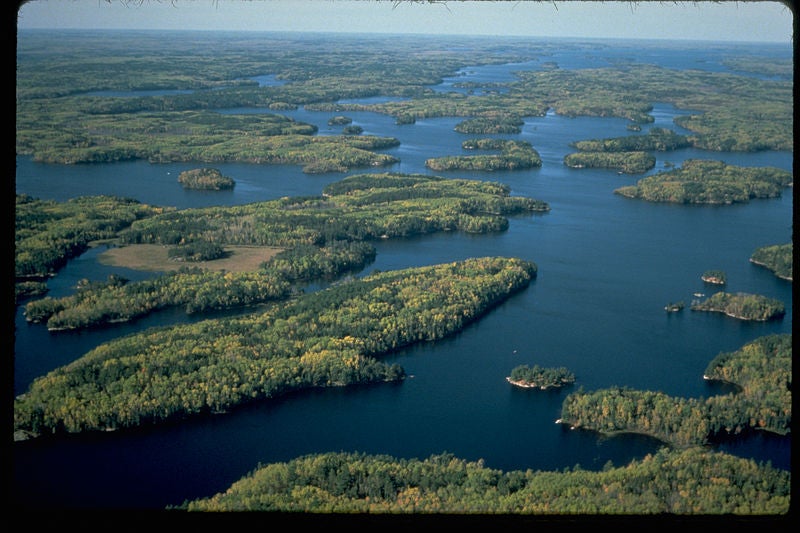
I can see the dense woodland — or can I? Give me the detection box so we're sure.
[178,447,789,513]
[569,127,694,153]
[15,193,167,279]
[16,32,793,174]
[426,139,542,171]
[564,127,692,173]
[326,63,792,153]
[14,257,537,437]
[560,334,791,448]
[454,114,525,134]
[614,160,792,204]
[563,151,655,174]
[19,173,548,330]
[690,292,786,321]
[750,243,793,281]
[177,167,235,190]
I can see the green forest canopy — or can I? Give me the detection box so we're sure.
[16,31,794,172]
[559,334,791,448]
[178,447,789,514]
[14,257,537,437]
[19,173,549,331]
[614,160,792,204]
[751,243,793,281]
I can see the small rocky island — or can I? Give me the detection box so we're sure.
[507,364,576,390]
[178,168,235,190]
[701,269,727,285]
[664,301,685,312]
[328,115,353,126]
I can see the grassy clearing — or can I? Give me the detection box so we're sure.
[97,243,283,273]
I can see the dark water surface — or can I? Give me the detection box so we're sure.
[13,34,792,510]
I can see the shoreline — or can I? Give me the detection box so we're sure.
[749,258,793,281]
[506,377,567,390]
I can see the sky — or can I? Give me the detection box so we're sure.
[14,0,796,43]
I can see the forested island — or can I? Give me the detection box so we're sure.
[569,127,693,153]
[563,151,655,174]
[614,160,792,204]
[690,292,785,321]
[327,115,352,126]
[453,114,524,134]
[426,139,541,171]
[750,243,793,281]
[559,334,791,447]
[19,173,548,331]
[701,269,727,285]
[563,127,693,173]
[176,447,789,513]
[14,257,537,438]
[507,364,575,390]
[177,168,235,190]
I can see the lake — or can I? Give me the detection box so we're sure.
[13,32,792,510]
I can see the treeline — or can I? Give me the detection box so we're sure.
[340,62,791,153]
[614,160,792,204]
[14,257,537,437]
[690,292,785,321]
[426,139,542,171]
[751,243,793,281]
[15,194,167,279]
[507,364,575,390]
[177,447,789,514]
[267,241,376,281]
[559,334,791,448]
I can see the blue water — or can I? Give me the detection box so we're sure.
[13,33,792,510]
